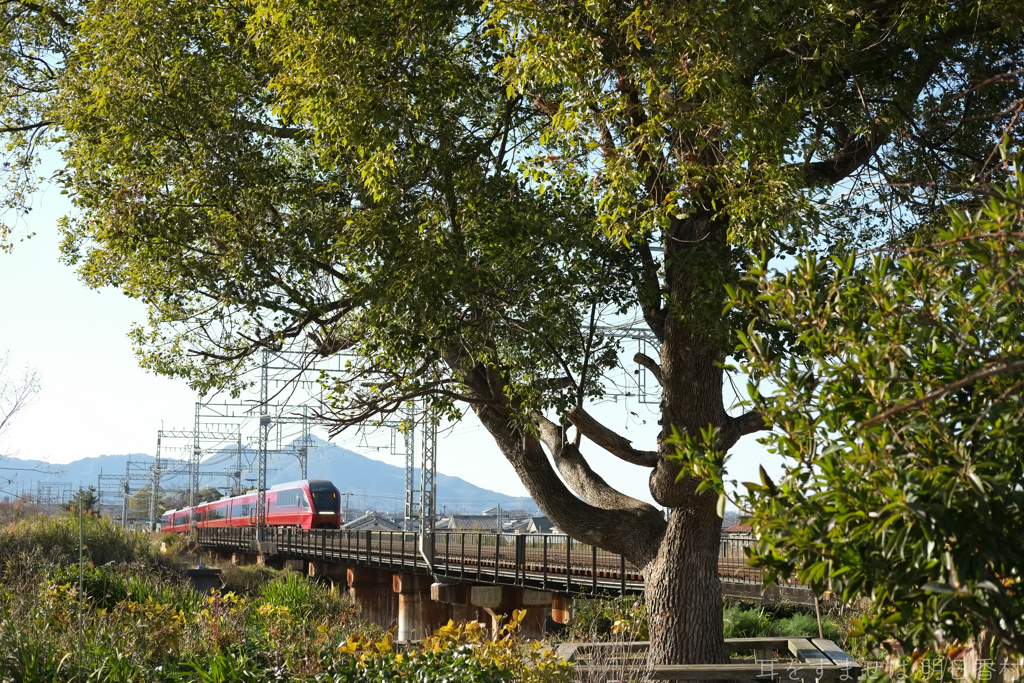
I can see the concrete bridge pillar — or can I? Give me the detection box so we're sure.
[232,552,258,566]
[308,561,348,589]
[393,573,451,643]
[347,567,397,629]
[284,559,308,573]
[551,593,572,624]
[431,583,553,640]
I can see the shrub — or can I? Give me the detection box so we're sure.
[0,512,156,570]
[220,564,279,595]
[329,611,572,683]
[723,604,772,638]
[770,612,842,642]
[561,595,647,641]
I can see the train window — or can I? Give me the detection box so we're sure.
[308,482,339,512]
[233,503,250,518]
[208,506,226,521]
[274,489,301,508]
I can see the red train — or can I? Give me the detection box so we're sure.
[160,479,342,532]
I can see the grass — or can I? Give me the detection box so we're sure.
[0,509,571,683]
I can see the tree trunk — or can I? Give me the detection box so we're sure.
[645,492,729,665]
[460,208,737,669]
[644,208,733,665]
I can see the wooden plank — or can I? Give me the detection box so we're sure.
[812,639,860,668]
[574,663,856,681]
[726,637,793,651]
[572,641,651,654]
[790,637,832,664]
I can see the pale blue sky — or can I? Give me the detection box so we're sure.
[0,154,779,505]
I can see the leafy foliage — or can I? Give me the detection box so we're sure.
[62,486,98,516]
[0,508,154,568]
[735,156,1024,654]
[3,0,1024,663]
[0,512,573,682]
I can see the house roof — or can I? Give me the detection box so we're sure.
[342,512,401,531]
[439,515,501,531]
[526,516,554,533]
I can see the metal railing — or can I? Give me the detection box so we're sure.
[197,528,809,597]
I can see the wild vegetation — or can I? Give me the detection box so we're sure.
[0,509,569,682]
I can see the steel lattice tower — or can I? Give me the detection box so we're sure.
[403,402,416,530]
[419,407,437,567]
[149,432,162,530]
[257,349,271,540]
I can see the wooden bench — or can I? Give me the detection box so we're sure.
[556,637,862,682]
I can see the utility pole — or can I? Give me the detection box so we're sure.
[234,432,242,496]
[257,349,270,542]
[340,491,353,523]
[403,402,415,531]
[419,406,436,568]
[190,402,201,527]
[149,432,161,530]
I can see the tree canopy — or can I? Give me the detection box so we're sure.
[2,0,1022,664]
[64,486,99,516]
[737,161,1024,656]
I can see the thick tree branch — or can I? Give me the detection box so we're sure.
[801,24,985,188]
[637,240,666,342]
[15,0,73,28]
[802,130,888,187]
[633,351,663,386]
[457,367,664,566]
[533,412,650,512]
[234,117,310,140]
[723,411,769,447]
[567,405,659,467]
[0,120,53,134]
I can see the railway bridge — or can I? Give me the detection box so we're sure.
[198,527,813,642]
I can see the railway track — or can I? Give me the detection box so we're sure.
[198,527,811,598]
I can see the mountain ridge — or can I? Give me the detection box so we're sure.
[0,437,539,516]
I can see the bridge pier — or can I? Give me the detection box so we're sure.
[347,567,398,629]
[393,573,452,643]
[432,583,552,639]
[284,559,308,573]
[451,603,491,630]
[232,552,259,566]
[308,560,348,587]
[551,593,572,625]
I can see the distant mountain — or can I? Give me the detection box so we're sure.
[0,437,539,516]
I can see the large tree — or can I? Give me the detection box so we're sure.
[2,0,1022,664]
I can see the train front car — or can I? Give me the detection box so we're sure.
[305,479,342,529]
[266,479,342,529]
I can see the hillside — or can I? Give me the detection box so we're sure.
[0,437,539,516]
